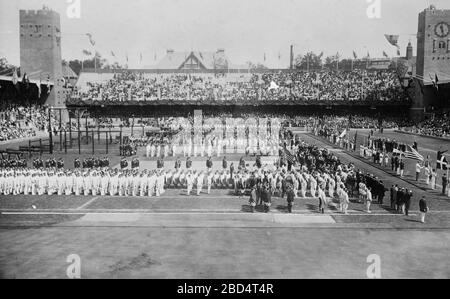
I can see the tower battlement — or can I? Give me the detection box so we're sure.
[20,8,64,108]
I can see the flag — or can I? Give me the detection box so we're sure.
[126,53,129,62]
[384,34,400,48]
[402,145,424,162]
[437,150,448,170]
[284,147,296,164]
[154,53,157,61]
[82,49,92,56]
[264,53,266,62]
[437,155,448,170]
[353,51,358,59]
[140,53,143,63]
[339,129,347,139]
[37,77,41,97]
[12,68,18,85]
[46,75,51,94]
[111,51,116,57]
[430,74,439,90]
[383,51,389,58]
[86,33,95,46]
[366,52,370,59]
[268,81,279,90]
[397,48,401,56]
[22,73,29,90]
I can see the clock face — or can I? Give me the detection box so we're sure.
[435,22,450,38]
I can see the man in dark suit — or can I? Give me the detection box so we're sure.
[442,173,448,195]
[286,185,295,213]
[186,157,192,169]
[419,196,428,223]
[222,156,227,170]
[404,189,412,216]
[206,156,213,170]
[174,157,181,170]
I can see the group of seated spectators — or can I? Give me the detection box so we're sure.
[402,114,450,139]
[73,69,408,103]
[0,105,59,142]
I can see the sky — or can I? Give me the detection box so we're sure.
[1,0,450,69]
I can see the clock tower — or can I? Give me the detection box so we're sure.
[413,5,450,114]
[417,5,450,85]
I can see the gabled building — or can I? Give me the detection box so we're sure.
[154,49,230,70]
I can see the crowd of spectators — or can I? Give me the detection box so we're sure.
[0,105,58,142]
[73,69,408,103]
[403,114,450,139]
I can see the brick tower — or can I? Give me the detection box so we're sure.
[20,6,65,108]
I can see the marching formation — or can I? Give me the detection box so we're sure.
[0,138,389,215]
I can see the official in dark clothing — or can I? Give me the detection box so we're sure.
[419,196,428,223]
[206,157,213,170]
[156,157,164,169]
[186,157,192,169]
[286,186,295,213]
[442,173,448,195]
[174,157,181,169]
[222,156,227,170]
[404,189,412,216]
[390,185,395,209]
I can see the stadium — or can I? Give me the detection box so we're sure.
[0,1,449,280]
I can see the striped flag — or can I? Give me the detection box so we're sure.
[397,145,424,161]
[284,147,296,164]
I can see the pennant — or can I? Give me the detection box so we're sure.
[12,68,18,85]
[37,76,41,97]
[82,49,92,56]
[86,33,96,46]
[383,51,389,58]
[384,34,400,48]
[111,51,116,57]
[140,53,143,62]
[430,74,439,90]
[46,75,51,94]
[353,51,358,59]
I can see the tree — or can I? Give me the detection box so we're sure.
[67,54,126,75]
[0,57,15,74]
[294,52,323,71]
[246,61,268,70]
[323,55,340,70]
